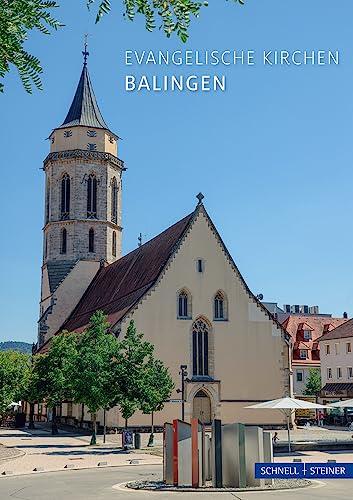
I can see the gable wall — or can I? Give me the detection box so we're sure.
[120,211,290,424]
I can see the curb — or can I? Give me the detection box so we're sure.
[123,480,314,494]
[0,461,162,478]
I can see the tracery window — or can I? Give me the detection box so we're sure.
[178,290,191,318]
[87,173,97,218]
[61,174,70,220]
[214,291,226,320]
[89,228,95,253]
[111,177,118,223]
[61,228,67,254]
[192,319,209,377]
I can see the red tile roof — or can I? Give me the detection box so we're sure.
[282,315,347,365]
[318,318,353,342]
[60,211,194,334]
[37,204,291,354]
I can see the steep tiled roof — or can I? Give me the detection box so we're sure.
[37,203,290,355]
[282,315,348,365]
[61,212,195,333]
[47,260,77,293]
[318,318,353,341]
[58,64,109,130]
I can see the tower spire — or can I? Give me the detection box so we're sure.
[82,34,89,66]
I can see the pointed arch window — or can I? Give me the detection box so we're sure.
[112,230,117,257]
[60,228,67,254]
[61,174,70,220]
[178,289,191,319]
[88,228,95,253]
[45,181,50,224]
[111,177,118,223]
[214,291,227,320]
[192,319,209,377]
[87,173,97,219]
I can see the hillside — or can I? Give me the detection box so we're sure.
[0,341,32,354]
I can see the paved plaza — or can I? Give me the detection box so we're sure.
[1,425,353,498]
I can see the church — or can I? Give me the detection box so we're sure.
[36,52,292,429]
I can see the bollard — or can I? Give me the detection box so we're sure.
[134,432,141,449]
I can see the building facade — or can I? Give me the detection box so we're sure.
[319,319,353,401]
[281,311,347,396]
[36,57,292,429]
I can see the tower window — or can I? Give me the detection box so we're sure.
[61,228,67,254]
[88,228,95,253]
[61,174,70,220]
[51,136,55,144]
[87,130,97,137]
[109,136,115,144]
[111,177,118,223]
[112,231,117,257]
[45,182,50,224]
[87,174,97,218]
[87,143,97,151]
[64,130,72,138]
[192,319,209,377]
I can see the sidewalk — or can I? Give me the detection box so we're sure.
[0,426,162,476]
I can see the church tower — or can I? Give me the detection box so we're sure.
[38,47,125,347]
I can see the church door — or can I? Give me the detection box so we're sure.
[193,390,211,424]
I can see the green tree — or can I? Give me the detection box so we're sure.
[89,0,244,43]
[29,332,78,434]
[0,350,31,419]
[72,311,120,445]
[114,320,154,428]
[303,368,322,396]
[115,320,173,437]
[0,1,62,93]
[140,357,174,446]
[1,0,245,93]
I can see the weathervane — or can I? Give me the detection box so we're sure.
[82,34,89,66]
[138,233,143,247]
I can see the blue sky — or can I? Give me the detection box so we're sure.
[1,0,353,343]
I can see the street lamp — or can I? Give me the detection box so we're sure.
[177,365,188,421]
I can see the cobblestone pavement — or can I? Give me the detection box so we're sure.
[0,444,24,462]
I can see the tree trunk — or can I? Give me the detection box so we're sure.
[80,403,84,428]
[125,418,128,429]
[28,402,35,430]
[51,405,59,435]
[147,412,154,447]
[90,412,97,445]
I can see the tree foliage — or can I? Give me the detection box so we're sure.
[1,0,244,93]
[0,1,63,93]
[303,368,322,396]
[88,0,244,43]
[71,311,120,443]
[114,320,172,425]
[0,350,31,418]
